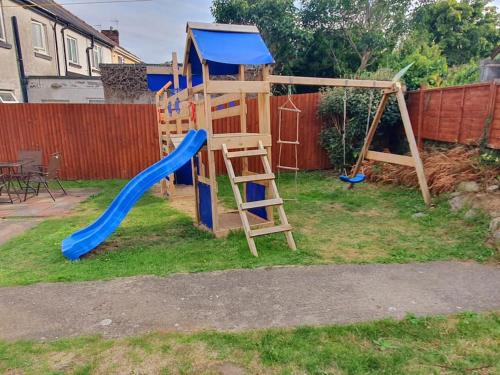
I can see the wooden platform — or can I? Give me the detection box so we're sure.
[163,184,274,238]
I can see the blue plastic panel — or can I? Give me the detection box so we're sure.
[188,29,274,75]
[175,160,193,185]
[246,182,268,220]
[198,182,213,229]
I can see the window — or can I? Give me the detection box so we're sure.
[0,4,6,42]
[91,45,103,69]
[66,36,79,64]
[117,55,125,64]
[31,20,48,54]
[0,91,18,103]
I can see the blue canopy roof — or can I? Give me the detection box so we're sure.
[187,26,274,75]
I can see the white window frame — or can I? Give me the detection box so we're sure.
[0,90,19,103]
[91,45,103,69]
[66,36,79,64]
[0,3,6,43]
[117,55,125,64]
[31,20,48,54]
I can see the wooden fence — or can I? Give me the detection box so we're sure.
[407,81,500,149]
[0,93,330,179]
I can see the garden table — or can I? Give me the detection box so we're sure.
[0,160,32,202]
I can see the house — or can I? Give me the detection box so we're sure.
[101,27,141,64]
[0,0,140,103]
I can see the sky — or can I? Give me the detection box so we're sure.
[67,0,500,64]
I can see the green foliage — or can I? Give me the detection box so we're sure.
[210,0,499,89]
[301,0,413,73]
[318,77,402,169]
[480,149,500,167]
[442,61,480,87]
[211,0,307,75]
[413,0,500,66]
[385,38,448,90]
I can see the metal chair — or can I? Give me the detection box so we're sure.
[12,150,43,200]
[28,153,66,201]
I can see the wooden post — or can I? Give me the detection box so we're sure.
[202,63,219,232]
[435,89,443,140]
[486,80,498,147]
[395,87,431,205]
[456,86,466,143]
[239,65,249,198]
[259,65,273,220]
[186,63,193,129]
[172,52,182,134]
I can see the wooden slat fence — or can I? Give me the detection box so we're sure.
[0,93,330,179]
[407,81,500,149]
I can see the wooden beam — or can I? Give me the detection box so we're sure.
[210,93,241,108]
[206,80,270,94]
[187,22,259,33]
[210,133,272,151]
[202,63,219,231]
[268,75,394,89]
[365,151,415,167]
[211,105,241,120]
[396,87,431,205]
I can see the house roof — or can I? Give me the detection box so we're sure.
[20,0,116,46]
[183,22,274,76]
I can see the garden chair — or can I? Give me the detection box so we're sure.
[13,150,43,199]
[28,153,66,201]
[0,174,16,203]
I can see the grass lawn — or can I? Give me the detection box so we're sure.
[1,312,498,374]
[0,171,495,286]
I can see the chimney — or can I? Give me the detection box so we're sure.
[101,27,119,45]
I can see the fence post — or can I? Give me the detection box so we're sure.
[455,86,466,143]
[417,85,425,150]
[485,80,498,147]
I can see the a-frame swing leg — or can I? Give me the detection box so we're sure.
[396,89,431,205]
[349,92,390,185]
[349,87,431,206]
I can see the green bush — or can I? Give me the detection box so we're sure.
[318,85,402,171]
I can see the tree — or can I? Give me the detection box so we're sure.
[211,0,307,75]
[301,0,415,73]
[413,0,500,66]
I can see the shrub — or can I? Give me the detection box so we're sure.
[318,85,402,171]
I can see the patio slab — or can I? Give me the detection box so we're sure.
[0,188,100,246]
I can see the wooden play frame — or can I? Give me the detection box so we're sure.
[156,22,431,256]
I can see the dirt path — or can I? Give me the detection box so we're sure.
[1,261,499,341]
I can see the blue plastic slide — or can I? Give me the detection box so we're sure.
[62,129,207,260]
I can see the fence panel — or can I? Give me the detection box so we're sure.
[0,104,158,179]
[0,93,330,179]
[407,81,500,149]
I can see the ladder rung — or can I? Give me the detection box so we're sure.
[277,165,299,171]
[241,198,283,210]
[277,140,299,145]
[234,173,275,184]
[250,224,292,237]
[226,149,267,159]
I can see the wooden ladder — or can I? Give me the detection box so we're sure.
[222,141,296,256]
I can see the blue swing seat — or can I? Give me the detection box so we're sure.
[339,173,366,184]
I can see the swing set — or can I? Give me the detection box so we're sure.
[273,65,430,206]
